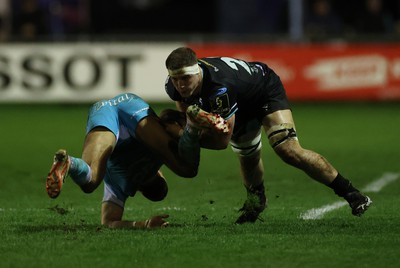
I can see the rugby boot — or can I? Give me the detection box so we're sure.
[344,191,372,216]
[46,149,70,199]
[186,105,229,133]
[235,184,267,224]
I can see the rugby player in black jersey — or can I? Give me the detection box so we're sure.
[164,47,372,224]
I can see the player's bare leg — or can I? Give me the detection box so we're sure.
[263,109,372,216]
[79,128,116,193]
[45,128,116,198]
[235,150,267,224]
[273,139,338,184]
[231,128,267,224]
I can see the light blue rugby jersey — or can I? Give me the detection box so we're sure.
[87,93,151,141]
[86,93,163,206]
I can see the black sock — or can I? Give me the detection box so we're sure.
[328,173,358,197]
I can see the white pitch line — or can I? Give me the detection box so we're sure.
[360,172,399,193]
[299,201,348,220]
[299,172,400,220]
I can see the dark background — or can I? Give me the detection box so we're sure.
[3,0,400,42]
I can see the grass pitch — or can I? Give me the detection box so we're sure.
[0,102,399,268]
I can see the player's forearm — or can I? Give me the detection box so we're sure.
[177,126,200,176]
[104,220,144,229]
[199,131,230,150]
[104,219,156,229]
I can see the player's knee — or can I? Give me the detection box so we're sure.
[81,184,96,194]
[267,123,298,149]
[139,175,168,202]
[101,218,113,228]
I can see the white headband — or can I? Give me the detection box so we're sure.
[168,64,200,77]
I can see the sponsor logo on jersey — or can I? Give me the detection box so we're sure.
[210,92,230,114]
[94,93,135,110]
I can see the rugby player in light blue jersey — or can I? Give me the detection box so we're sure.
[45,93,227,229]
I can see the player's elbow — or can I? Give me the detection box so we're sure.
[219,137,231,149]
[200,134,231,150]
[214,142,229,150]
[181,169,198,178]
[184,170,198,178]
[202,141,229,150]
[166,160,199,178]
[177,166,198,178]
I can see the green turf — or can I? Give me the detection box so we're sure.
[0,102,399,268]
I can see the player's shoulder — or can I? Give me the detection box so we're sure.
[200,56,250,75]
[199,57,225,69]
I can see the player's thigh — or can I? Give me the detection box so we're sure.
[261,109,300,151]
[81,127,116,178]
[261,109,294,129]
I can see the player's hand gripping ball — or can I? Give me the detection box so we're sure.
[159,109,186,127]
[159,109,186,139]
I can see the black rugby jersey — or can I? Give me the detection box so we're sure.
[165,57,278,120]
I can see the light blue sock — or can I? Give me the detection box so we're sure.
[69,157,91,186]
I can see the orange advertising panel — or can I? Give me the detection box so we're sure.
[188,43,400,101]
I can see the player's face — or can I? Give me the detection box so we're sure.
[171,73,201,98]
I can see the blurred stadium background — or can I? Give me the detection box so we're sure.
[0,0,399,103]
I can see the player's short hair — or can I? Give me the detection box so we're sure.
[166,47,198,70]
